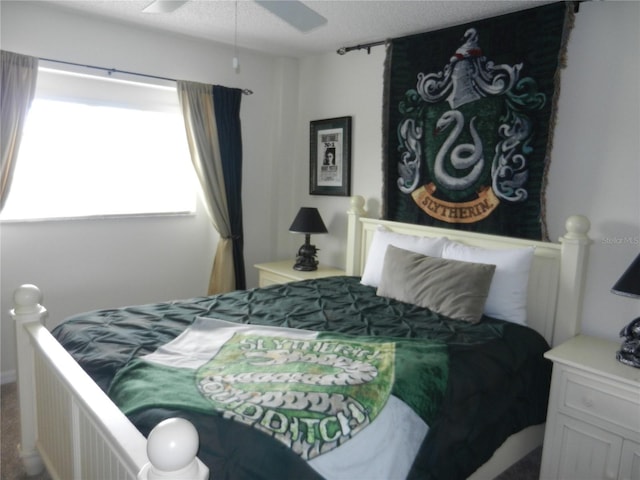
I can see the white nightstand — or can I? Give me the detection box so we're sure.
[540,335,640,480]
[254,260,345,287]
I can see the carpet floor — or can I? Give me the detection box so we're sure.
[1,383,51,479]
[1,381,541,479]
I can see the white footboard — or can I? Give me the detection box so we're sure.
[11,285,209,480]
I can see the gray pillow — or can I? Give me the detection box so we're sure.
[376,245,496,323]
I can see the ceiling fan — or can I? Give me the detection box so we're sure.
[142,0,328,33]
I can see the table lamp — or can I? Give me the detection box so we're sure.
[611,253,640,368]
[289,207,328,271]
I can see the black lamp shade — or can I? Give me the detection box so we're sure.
[289,207,328,234]
[612,253,640,298]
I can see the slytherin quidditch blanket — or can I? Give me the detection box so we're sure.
[108,318,448,460]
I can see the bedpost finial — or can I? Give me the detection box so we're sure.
[349,195,366,215]
[13,284,43,314]
[564,214,590,240]
[146,418,206,479]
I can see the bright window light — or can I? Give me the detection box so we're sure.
[1,68,197,221]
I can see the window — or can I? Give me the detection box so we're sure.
[1,67,197,221]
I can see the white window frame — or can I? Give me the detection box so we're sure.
[0,65,197,222]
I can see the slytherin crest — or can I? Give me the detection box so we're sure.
[395,28,546,225]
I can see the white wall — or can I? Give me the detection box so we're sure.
[277,50,387,268]
[0,1,297,381]
[295,1,640,342]
[544,1,640,340]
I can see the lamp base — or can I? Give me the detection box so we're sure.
[293,240,319,271]
[617,317,640,368]
[293,262,317,272]
[616,346,640,368]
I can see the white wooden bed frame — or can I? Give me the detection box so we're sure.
[11,194,591,479]
[345,196,592,479]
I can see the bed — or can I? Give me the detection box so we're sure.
[10,195,592,480]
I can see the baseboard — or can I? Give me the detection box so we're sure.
[1,370,17,385]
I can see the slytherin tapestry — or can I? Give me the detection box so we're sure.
[383,2,573,240]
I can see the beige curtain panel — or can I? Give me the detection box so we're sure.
[177,80,235,295]
[1,50,38,211]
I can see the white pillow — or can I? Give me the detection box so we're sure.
[361,226,447,287]
[442,242,534,325]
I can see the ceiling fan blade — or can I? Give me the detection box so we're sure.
[142,1,189,14]
[255,0,327,33]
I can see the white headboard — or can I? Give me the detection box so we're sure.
[345,196,591,347]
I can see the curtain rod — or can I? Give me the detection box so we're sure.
[336,2,581,55]
[38,56,254,95]
[336,40,386,56]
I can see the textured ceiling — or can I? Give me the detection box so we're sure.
[40,0,555,57]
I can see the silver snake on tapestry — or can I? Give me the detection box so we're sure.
[396,27,547,208]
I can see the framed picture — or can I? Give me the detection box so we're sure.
[309,116,352,196]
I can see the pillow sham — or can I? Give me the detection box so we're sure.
[376,245,496,323]
[361,226,447,287]
[442,242,535,325]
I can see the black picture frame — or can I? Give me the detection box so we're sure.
[309,116,352,196]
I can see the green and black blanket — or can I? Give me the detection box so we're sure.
[108,318,448,461]
[52,276,551,480]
